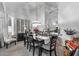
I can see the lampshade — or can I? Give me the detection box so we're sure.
[53,22,56,25]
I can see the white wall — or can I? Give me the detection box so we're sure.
[45,2,58,30]
[58,2,79,32]
[0,2,6,47]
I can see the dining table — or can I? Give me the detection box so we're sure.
[32,32,58,56]
[33,32,59,44]
[36,35,50,44]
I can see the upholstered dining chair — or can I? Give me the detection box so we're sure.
[28,33,44,56]
[40,35,58,56]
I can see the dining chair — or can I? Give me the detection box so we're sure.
[40,35,58,56]
[24,31,31,49]
[28,34,44,56]
[24,34,27,47]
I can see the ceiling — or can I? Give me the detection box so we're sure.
[4,2,45,18]
[1,2,79,23]
[0,2,57,19]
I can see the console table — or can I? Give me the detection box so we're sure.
[17,33,25,41]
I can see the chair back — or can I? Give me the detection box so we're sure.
[28,32,33,41]
[24,34,27,40]
[50,35,58,50]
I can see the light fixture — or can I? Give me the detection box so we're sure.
[53,22,56,26]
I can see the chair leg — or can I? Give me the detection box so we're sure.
[29,42,32,52]
[26,40,29,49]
[15,41,16,45]
[6,43,8,49]
[50,51,52,56]
[4,42,5,47]
[54,50,57,56]
[33,46,35,56]
[39,47,42,56]
[40,48,42,56]
[29,46,31,52]
[26,38,29,48]
[33,41,35,56]
[24,40,26,47]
